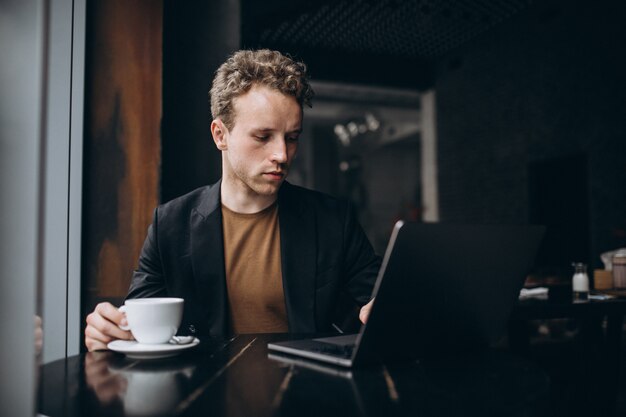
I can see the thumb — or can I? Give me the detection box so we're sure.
[359,299,374,324]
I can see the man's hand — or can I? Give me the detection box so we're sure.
[359,299,375,324]
[85,302,133,351]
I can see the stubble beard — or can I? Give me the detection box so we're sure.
[232,165,287,197]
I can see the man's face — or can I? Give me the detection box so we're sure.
[216,84,302,197]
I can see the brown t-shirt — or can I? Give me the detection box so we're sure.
[221,202,288,333]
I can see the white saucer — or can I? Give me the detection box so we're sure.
[108,338,200,359]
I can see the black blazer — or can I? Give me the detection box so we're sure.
[127,180,381,338]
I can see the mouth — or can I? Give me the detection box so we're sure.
[263,171,286,181]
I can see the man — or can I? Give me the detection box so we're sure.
[85,49,380,351]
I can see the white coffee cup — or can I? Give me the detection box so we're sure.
[119,298,184,344]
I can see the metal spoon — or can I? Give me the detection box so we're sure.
[169,335,195,345]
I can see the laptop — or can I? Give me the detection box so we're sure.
[267,221,545,367]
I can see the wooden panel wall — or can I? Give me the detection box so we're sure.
[82,0,162,305]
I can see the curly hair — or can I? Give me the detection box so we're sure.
[209,49,314,129]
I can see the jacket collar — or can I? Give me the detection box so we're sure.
[195,178,222,217]
[190,179,228,337]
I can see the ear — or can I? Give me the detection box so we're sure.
[211,119,228,151]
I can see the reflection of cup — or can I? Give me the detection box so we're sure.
[110,362,195,417]
[123,369,182,416]
[119,298,183,344]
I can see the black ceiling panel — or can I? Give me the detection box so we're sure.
[242,0,534,88]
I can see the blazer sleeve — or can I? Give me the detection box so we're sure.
[127,208,168,299]
[341,204,381,305]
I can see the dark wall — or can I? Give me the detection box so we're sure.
[435,0,626,272]
[161,1,241,202]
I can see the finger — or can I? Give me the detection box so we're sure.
[85,335,109,352]
[85,313,131,350]
[84,326,123,354]
[359,306,368,323]
[87,310,133,341]
[359,299,374,324]
[95,302,127,327]
[85,325,114,351]
[86,318,131,345]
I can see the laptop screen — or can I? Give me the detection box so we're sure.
[355,221,545,361]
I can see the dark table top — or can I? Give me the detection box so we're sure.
[38,334,552,417]
[511,293,626,320]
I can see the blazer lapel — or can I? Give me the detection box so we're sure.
[278,183,317,332]
[190,181,229,337]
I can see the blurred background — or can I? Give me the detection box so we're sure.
[1,0,625,414]
[82,0,626,321]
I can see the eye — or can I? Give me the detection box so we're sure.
[254,135,269,142]
[287,136,299,143]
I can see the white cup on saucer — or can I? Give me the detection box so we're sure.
[119,298,184,344]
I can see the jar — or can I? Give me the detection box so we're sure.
[613,252,626,289]
[572,262,589,300]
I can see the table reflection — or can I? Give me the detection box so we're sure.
[269,350,551,417]
[85,352,196,417]
[39,335,552,417]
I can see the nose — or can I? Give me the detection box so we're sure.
[269,138,288,164]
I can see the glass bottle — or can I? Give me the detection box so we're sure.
[572,262,589,301]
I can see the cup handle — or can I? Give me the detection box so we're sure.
[118,305,130,331]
